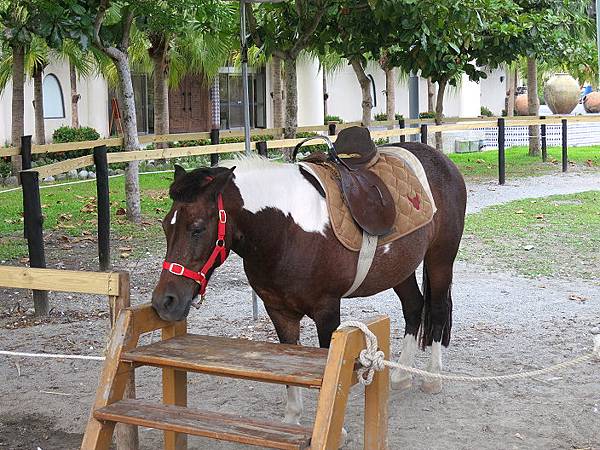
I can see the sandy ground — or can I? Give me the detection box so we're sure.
[1,173,599,450]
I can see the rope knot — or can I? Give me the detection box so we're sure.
[338,320,386,386]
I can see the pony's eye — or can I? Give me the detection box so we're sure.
[191,226,206,237]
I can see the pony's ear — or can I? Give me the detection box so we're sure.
[208,167,235,195]
[174,164,187,181]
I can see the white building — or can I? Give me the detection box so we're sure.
[0,55,507,145]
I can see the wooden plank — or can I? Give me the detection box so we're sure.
[25,155,94,178]
[122,334,329,388]
[32,138,122,154]
[265,135,338,150]
[371,128,421,139]
[364,317,390,450]
[129,303,183,336]
[310,316,389,450]
[0,147,19,157]
[81,309,139,450]
[94,399,312,450]
[162,321,188,450]
[107,142,245,164]
[0,266,120,295]
[139,132,211,144]
[428,121,496,133]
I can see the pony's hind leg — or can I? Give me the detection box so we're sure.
[420,254,455,395]
[391,273,424,390]
[264,305,304,425]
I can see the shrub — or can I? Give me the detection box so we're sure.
[374,113,388,121]
[418,112,436,119]
[52,126,100,143]
[395,113,404,120]
[324,115,343,124]
[480,106,494,117]
[0,157,11,177]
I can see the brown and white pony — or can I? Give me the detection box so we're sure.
[152,142,467,425]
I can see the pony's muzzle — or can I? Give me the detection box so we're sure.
[151,287,189,322]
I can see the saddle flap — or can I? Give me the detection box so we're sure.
[338,165,396,236]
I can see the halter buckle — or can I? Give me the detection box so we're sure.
[216,238,225,247]
[167,262,185,276]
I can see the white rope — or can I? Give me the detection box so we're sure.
[0,350,105,361]
[338,321,600,386]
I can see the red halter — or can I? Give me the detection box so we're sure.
[162,193,228,297]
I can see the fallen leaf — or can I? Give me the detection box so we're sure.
[116,208,126,216]
[535,214,544,219]
[119,246,132,252]
[586,159,593,167]
[120,252,131,259]
[80,203,96,213]
[522,244,534,251]
[569,294,589,304]
[514,433,525,441]
[19,257,29,264]
[515,209,525,214]
[58,213,72,222]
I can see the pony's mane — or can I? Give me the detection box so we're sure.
[169,167,230,203]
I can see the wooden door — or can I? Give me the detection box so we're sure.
[168,75,211,133]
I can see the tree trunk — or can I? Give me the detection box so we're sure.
[506,67,515,117]
[70,62,80,128]
[434,79,447,151]
[272,55,284,135]
[350,58,372,127]
[113,53,142,223]
[527,57,540,157]
[283,56,298,140]
[33,65,46,145]
[151,51,169,149]
[427,78,436,113]
[384,66,395,122]
[11,45,25,174]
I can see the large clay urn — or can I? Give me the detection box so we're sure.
[583,91,600,113]
[515,94,529,115]
[544,73,580,114]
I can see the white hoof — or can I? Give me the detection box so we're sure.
[390,371,413,391]
[282,415,300,426]
[337,427,348,448]
[420,379,442,394]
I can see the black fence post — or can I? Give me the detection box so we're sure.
[540,116,547,162]
[256,140,268,158]
[94,145,111,271]
[21,135,32,170]
[420,124,428,145]
[328,122,337,136]
[20,170,49,316]
[210,128,220,167]
[498,118,506,185]
[399,118,406,143]
[561,118,568,172]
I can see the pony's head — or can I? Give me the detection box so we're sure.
[152,164,235,321]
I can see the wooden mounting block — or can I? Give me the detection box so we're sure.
[81,303,390,450]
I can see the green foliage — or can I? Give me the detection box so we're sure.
[0,157,12,177]
[480,106,494,117]
[324,115,343,124]
[52,126,100,143]
[419,112,436,119]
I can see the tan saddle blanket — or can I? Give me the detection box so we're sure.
[302,148,436,251]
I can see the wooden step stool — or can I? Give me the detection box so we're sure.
[81,304,390,450]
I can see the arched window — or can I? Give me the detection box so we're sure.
[43,74,65,119]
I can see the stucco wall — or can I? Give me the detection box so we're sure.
[0,60,109,146]
[479,67,507,116]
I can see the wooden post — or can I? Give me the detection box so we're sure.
[110,272,139,450]
[20,170,49,316]
[256,140,268,157]
[94,146,110,271]
[399,118,406,143]
[163,320,188,450]
[540,116,547,162]
[210,129,220,167]
[328,122,336,136]
[21,135,32,170]
[562,118,568,172]
[420,124,428,145]
[364,318,390,450]
[498,118,506,185]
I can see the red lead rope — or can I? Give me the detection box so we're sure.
[162,193,228,297]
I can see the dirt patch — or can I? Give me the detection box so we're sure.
[0,415,82,450]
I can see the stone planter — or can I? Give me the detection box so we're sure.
[583,91,600,113]
[544,73,580,114]
[515,94,529,116]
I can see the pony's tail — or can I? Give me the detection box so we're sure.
[419,263,453,350]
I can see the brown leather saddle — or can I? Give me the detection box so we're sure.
[294,127,396,236]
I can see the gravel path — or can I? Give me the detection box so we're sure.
[466,170,600,213]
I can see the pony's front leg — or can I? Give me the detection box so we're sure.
[263,305,304,424]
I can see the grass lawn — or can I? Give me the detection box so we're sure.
[460,191,600,281]
[0,173,173,261]
[449,145,599,181]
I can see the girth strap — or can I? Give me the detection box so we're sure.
[342,231,378,298]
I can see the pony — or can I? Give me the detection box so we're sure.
[152,141,466,426]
